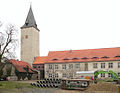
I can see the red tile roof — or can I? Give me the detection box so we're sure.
[9,59,34,73]
[46,47,120,63]
[33,56,47,65]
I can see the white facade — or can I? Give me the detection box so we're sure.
[44,61,120,79]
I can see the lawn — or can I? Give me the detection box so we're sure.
[0,81,35,89]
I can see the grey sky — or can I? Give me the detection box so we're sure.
[0,0,120,59]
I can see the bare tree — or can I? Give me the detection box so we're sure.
[0,22,18,64]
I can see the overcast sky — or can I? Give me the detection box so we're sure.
[1,0,120,59]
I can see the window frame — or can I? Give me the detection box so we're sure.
[62,73,67,78]
[118,62,120,68]
[55,73,58,78]
[101,73,105,77]
[75,64,80,69]
[69,64,73,69]
[49,64,52,69]
[93,63,98,68]
[69,73,73,78]
[118,73,120,77]
[48,73,52,78]
[101,63,105,68]
[55,64,58,69]
[108,73,113,77]
[62,64,66,69]
[108,63,113,68]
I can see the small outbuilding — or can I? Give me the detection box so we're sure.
[0,59,38,81]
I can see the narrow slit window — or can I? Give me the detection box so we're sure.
[25,35,28,39]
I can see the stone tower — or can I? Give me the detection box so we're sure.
[21,6,39,66]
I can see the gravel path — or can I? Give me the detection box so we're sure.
[0,88,117,93]
[0,88,58,93]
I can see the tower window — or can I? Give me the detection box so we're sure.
[25,35,28,39]
[25,23,28,26]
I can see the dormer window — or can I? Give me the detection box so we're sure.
[25,22,28,26]
[24,65,29,71]
[72,57,79,60]
[63,58,69,60]
[92,57,98,59]
[52,58,58,61]
[35,24,37,27]
[101,56,109,58]
[115,55,120,57]
[82,57,88,59]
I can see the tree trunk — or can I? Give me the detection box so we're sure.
[0,55,2,64]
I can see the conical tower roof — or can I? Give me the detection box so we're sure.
[21,6,39,31]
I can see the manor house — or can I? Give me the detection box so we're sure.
[21,6,120,79]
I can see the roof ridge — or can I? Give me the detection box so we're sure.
[49,47,120,52]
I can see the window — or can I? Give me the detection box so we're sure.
[108,73,113,77]
[72,58,79,60]
[38,66,40,68]
[63,58,69,60]
[49,64,52,69]
[108,63,113,68]
[115,55,120,57]
[118,62,120,68]
[55,73,58,78]
[41,65,44,68]
[101,63,105,68]
[92,57,98,59]
[118,73,120,77]
[85,63,88,71]
[25,35,28,39]
[25,22,28,26]
[69,73,73,78]
[101,56,109,58]
[69,64,73,69]
[33,66,36,68]
[75,64,80,69]
[62,73,66,78]
[55,64,58,69]
[101,73,105,77]
[48,74,52,78]
[52,58,58,61]
[93,63,97,68]
[82,57,88,59]
[62,64,66,69]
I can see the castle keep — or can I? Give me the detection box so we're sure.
[21,6,39,66]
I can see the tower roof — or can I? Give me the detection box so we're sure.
[21,6,39,31]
